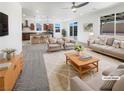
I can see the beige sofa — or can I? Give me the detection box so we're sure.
[88,36,124,60]
[70,64,124,91]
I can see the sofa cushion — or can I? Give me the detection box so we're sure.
[64,43,74,47]
[90,44,108,51]
[112,75,124,91]
[112,40,121,48]
[102,67,116,76]
[57,38,64,44]
[63,37,70,43]
[120,41,124,49]
[49,44,60,48]
[100,69,124,90]
[49,38,57,44]
[98,36,107,45]
[106,38,114,46]
[104,46,124,60]
[89,40,95,44]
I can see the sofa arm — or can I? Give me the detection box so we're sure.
[70,76,94,91]
[117,64,124,69]
[70,39,76,43]
[88,40,95,46]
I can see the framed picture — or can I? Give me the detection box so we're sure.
[55,24,60,32]
[83,23,93,32]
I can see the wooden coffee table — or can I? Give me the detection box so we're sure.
[64,52,99,78]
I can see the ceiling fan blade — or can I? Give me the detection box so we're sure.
[75,2,89,8]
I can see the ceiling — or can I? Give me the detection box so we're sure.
[21,2,119,22]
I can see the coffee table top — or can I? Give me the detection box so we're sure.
[65,52,99,66]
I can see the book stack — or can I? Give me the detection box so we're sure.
[0,63,12,71]
[79,55,92,61]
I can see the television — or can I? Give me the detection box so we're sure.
[0,12,8,36]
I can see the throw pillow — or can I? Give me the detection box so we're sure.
[120,41,124,48]
[89,40,95,44]
[99,37,107,45]
[100,69,124,90]
[57,38,64,44]
[49,38,57,44]
[63,37,70,43]
[106,38,115,46]
[94,39,100,44]
[117,64,124,69]
[112,40,121,48]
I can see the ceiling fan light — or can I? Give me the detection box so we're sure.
[72,8,76,12]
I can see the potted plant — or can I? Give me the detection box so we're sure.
[74,44,84,56]
[1,48,16,61]
[62,29,67,37]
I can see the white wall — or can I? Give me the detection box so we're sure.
[53,22,62,38]
[62,3,124,43]
[77,15,100,43]
[0,3,22,54]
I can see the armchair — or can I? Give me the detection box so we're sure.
[63,37,76,49]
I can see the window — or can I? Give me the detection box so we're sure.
[55,24,60,32]
[69,23,73,36]
[74,22,78,36]
[116,12,124,35]
[36,23,42,31]
[69,22,78,37]
[100,14,114,35]
[35,16,42,31]
[100,12,124,36]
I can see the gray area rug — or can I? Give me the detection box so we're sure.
[13,44,49,91]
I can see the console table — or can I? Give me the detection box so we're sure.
[0,53,23,90]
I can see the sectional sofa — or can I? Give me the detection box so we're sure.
[88,36,124,60]
[70,64,124,91]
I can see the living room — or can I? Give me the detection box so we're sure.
[0,0,124,92]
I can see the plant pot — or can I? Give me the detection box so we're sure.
[6,53,11,61]
[76,51,81,56]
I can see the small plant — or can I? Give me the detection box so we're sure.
[1,48,16,60]
[1,48,16,54]
[74,44,84,52]
[62,29,67,37]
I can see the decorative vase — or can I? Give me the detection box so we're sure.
[76,51,80,56]
[6,53,11,61]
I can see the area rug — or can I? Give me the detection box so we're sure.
[14,44,49,91]
[43,49,123,91]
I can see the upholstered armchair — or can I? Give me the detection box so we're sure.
[47,38,64,52]
[62,37,76,50]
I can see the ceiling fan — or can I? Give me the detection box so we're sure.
[62,2,89,13]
